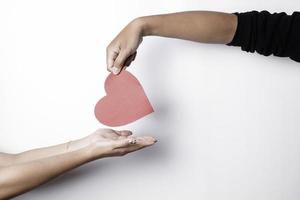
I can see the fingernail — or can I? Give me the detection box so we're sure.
[112,66,120,75]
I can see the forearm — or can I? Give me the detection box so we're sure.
[138,11,237,44]
[0,147,92,199]
[0,153,16,167]
[12,137,90,165]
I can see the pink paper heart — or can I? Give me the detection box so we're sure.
[95,71,154,126]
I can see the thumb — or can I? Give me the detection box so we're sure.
[112,137,136,149]
[111,50,130,75]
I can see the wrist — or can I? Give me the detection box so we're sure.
[83,144,100,161]
[66,137,89,152]
[132,16,153,37]
[73,136,99,161]
[85,142,108,161]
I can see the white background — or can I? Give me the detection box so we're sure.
[1,0,300,199]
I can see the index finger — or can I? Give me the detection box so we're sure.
[106,48,119,72]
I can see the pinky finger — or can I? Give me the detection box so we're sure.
[123,51,137,67]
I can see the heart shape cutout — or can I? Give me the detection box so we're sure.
[95,71,154,126]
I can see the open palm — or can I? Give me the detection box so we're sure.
[87,129,156,158]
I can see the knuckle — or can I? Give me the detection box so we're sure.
[121,48,131,56]
[126,48,134,55]
[117,59,124,66]
[114,61,121,67]
[106,45,111,52]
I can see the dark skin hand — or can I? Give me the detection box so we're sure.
[106,11,237,75]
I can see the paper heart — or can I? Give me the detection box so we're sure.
[95,71,154,126]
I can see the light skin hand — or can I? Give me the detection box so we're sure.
[0,129,156,199]
[87,128,157,159]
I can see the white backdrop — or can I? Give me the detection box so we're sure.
[1,0,300,200]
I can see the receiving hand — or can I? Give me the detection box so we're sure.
[87,129,156,159]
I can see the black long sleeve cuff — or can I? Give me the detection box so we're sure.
[227,11,300,62]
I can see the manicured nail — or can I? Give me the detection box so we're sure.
[112,66,120,75]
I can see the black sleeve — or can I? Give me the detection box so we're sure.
[227,11,300,62]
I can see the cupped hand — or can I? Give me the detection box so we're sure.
[106,18,144,75]
[87,129,156,159]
